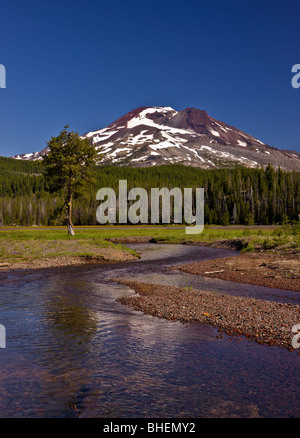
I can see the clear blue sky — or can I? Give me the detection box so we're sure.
[0,0,299,157]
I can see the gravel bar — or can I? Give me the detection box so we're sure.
[171,253,300,292]
[113,279,300,351]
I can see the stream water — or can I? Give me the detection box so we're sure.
[0,243,298,418]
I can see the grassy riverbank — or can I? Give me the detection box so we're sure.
[0,226,141,269]
[0,223,299,270]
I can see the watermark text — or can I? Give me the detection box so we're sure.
[0,324,6,348]
[96,180,204,234]
[292,64,300,89]
[291,324,300,349]
[0,64,6,88]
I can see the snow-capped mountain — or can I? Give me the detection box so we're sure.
[12,106,300,170]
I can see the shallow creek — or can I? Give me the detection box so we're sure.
[0,243,298,418]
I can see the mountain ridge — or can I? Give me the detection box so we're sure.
[11,106,300,171]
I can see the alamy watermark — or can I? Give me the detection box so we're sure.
[0,64,6,88]
[0,324,6,348]
[292,64,300,89]
[96,180,204,234]
[291,324,300,349]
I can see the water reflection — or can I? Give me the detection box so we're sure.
[44,280,98,347]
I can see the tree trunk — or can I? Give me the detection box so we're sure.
[67,194,75,236]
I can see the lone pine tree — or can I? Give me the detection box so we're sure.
[43,126,98,235]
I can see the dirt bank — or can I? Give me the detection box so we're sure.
[113,279,300,350]
[171,253,300,292]
[0,247,139,271]
[105,236,245,250]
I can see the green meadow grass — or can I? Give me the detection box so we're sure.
[0,224,275,241]
[0,224,298,265]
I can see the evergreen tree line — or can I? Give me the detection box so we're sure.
[0,157,299,226]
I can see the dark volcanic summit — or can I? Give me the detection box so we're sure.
[12,106,300,171]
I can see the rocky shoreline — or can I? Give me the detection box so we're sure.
[113,279,300,351]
